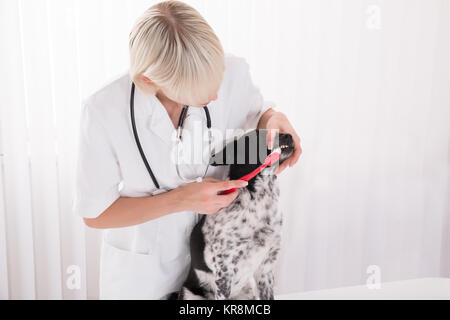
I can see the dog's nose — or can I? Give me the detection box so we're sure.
[287,134,293,145]
[279,134,292,144]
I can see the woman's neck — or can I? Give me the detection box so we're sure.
[156,91,182,109]
[155,91,184,129]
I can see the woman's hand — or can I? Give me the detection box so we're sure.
[83,178,247,229]
[258,109,302,175]
[172,178,248,215]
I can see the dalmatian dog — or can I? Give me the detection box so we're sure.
[169,129,294,300]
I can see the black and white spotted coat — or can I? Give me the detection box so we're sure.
[176,168,282,300]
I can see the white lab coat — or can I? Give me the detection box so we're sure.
[72,53,275,299]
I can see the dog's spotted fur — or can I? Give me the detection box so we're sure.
[169,130,294,300]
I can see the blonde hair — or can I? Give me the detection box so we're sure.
[129,0,225,106]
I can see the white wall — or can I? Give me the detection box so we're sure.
[0,0,449,299]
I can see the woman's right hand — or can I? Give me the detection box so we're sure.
[83,178,248,229]
[172,178,248,215]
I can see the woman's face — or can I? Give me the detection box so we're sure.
[140,74,220,108]
[159,86,219,108]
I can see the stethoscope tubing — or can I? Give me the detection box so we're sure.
[130,82,212,190]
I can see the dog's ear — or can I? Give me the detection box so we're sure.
[209,149,225,167]
[209,130,268,166]
[209,139,237,166]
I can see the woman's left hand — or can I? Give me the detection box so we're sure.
[260,110,302,175]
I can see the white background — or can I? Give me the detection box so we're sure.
[0,0,449,299]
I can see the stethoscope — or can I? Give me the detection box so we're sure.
[130,82,213,191]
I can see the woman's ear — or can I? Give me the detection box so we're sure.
[139,74,155,85]
[136,74,158,95]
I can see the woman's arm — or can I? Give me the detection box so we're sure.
[83,178,248,229]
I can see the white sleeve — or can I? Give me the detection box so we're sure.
[239,58,276,131]
[72,101,122,219]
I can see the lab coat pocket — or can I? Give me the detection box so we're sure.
[131,219,159,255]
[156,211,195,262]
[99,240,190,300]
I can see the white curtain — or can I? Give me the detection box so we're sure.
[0,0,449,299]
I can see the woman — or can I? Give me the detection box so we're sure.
[72,0,301,300]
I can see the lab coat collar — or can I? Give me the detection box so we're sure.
[147,94,209,145]
[134,84,210,145]
[146,93,177,145]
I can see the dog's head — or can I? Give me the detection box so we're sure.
[209,130,294,182]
